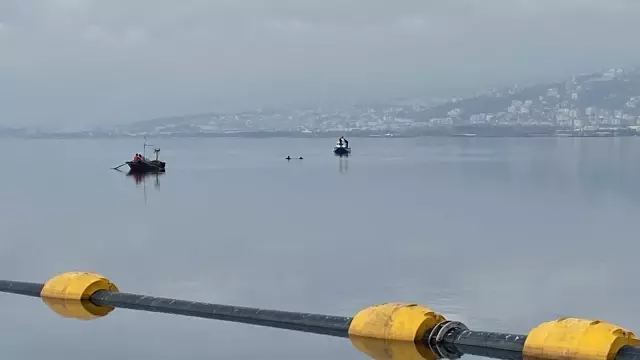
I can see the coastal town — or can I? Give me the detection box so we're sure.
[6,67,640,138]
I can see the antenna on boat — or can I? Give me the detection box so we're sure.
[143,135,154,158]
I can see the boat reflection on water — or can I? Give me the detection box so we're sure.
[339,158,349,174]
[127,170,162,190]
[128,171,162,190]
[126,171,163,204]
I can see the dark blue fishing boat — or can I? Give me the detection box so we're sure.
[127,139,166,173]
[127,158,165,173]
[333,136,351,156]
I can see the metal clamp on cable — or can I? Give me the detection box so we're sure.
[426,320,468,359]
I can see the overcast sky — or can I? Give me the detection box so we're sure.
[2,0,640,127]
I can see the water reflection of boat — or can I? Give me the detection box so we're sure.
[339,158,348,173]
[127,172,162,204]
[127,171,162,189]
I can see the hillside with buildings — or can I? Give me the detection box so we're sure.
[411,67,640,128]
[5,67,640,138]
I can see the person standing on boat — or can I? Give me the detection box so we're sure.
[343,137,349,148]
[338,137,344,146]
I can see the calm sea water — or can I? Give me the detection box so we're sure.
[0,137,639,359]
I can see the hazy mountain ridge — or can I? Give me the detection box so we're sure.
[409,67,640,124]
[109,66,640,136]
[4,67,640,138]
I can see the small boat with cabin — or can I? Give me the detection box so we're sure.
[127,138,166,173]
[127,148,165,173]
[333,136,351,156]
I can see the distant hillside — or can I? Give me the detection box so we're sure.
[403,67,640,124]
[49,66,640,138]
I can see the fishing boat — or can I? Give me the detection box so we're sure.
[334,145,351,156]
[127,138,166,173]
[333,136,351,156]
[127,158,165,173]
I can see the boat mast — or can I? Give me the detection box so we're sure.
[143,136,154,158]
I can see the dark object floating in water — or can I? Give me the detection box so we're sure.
[127,158,165,173]
[286,156,292,160]
[298,157,303,159]
[334,136,351,157]
[126,139,166,174]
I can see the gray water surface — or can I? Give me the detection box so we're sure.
[0,137,638,359]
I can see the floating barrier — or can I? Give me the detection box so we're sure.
[0,272,639,360]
